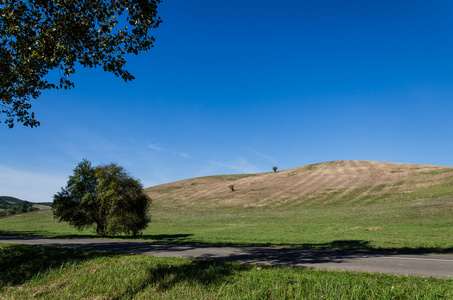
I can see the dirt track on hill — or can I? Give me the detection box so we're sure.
[33,204,52,211]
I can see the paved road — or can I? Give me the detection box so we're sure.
[1,235,452,278]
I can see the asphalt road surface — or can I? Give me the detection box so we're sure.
[1,235,452,278]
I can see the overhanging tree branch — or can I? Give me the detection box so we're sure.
[0,0,162,128]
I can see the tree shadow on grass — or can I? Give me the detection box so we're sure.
[136,237,453,254]
[132,260,251,296]
[137,234,194,243]
[0,229,98,239]
[0,243,252,298]
[261,240,453,254]
[0,230,195,242]
[0,243,118,287]
[2,229,452,253]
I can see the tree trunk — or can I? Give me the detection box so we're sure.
[96,222,106,237]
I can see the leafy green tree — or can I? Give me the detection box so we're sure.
[53,159,151,237]
[0,0,162,128]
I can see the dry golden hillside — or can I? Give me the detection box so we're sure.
[145,160,453,208]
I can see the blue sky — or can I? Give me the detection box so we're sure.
[2,0,453,202]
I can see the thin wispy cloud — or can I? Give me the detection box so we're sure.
[247,148,277,164]
[175,152,190,158]
[59,131,133,163]
[148,144,165,151]
[147,143,190,159]
[210,158,261,174]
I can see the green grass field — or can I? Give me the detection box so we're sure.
[1,191,452,253]
[1,243,452,299]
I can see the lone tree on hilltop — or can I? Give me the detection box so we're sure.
[53,159,151,237]
[273,166,278,173]
[0,0,162,128]
[228,184,235,192]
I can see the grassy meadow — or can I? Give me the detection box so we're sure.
[1,198,452,253]
[1,243,452,299]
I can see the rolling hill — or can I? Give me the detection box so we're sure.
[0,196,29,205]
[0,196,52,216]
[0,196,39,217]
[145,160,453,209]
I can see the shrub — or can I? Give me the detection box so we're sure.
[53,159,151,237]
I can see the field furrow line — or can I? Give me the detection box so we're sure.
[312,161,361,204]
[260,164,333,204]
[320,161,369,205]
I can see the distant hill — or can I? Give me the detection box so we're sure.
[0,196,28,204]
[145,160,453,208]
[0,196,39,217]
[0,196,52,206]
[0,196,34,206]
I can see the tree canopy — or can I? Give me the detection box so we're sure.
[53,159,151,237]
[0,0,162,128]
